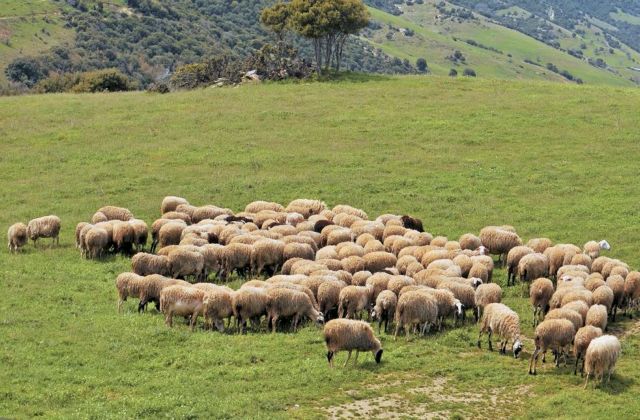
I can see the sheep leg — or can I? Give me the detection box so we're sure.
[378,319,382,334]
[574,353,581,375]
[477,330,483,348]
[487,329,493,351]
[583,371,591,389]
[394,322,401,341]
[354,351,359,364]
[189,313,198,332]
[165,311,173,328]
[344,351,352,367]
[292,314,299,332]
[529,348,539,375]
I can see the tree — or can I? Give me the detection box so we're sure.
[260,2,291,43]
[416,57,427,72]
[463,68,476,77]
[5,57,44,87]
[449,68,458,77]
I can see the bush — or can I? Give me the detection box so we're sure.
[5,57,44,87]
[146,82,171,93]
[35,73,81,93]
[449,68,458,77]
[416,58,428,72]
[463,68,476,77]
[34,69,134,93]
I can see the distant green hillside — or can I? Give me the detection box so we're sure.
[360,1,640,86]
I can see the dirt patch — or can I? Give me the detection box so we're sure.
[325,376,531,419]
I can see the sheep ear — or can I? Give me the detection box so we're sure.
[375,349,383,363]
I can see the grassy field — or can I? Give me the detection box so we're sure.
[363,0,640,86]
[1,76,640,418]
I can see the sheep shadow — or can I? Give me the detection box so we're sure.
[584,373,634,394]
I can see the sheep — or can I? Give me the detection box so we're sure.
[573,326,603,376]
[453,254,473,277]
[351,271,372,286]
[115,272,144,312]
[333,213,363,229]
[266,287,324,333]
[406,261,424,278]
[315,258,344,272]
[160,211,192,224]
[528,319,576,375]
[530,278,554,326]
[400,215,423,232]
[245,200,285,214]
[129,219,149,251]
[338,285,373,319]
[570,253,592,270]
[97,206,134,221]
[606,275,625,321]
[112,221,135,255]
[74,222,89,249]
[201,288,234,332]
[285,199,327,218]
[506,246,534,286]
[326,228,354,246]
[341,256,366,274]
[7,222,28,252]
[167,248,205,281]
[479,226,522,265]
[138,274,191,313]
[192,205,232,224]
[316,246,338,261]
[468,263,489,284]
[318,280,348,320]
[158,221,186,250]
[337,243,366,260]
[363,251,397,273]
[131,252,170,276]
[232,286,270,333]
[430,236,447,247]
[161,196,189,214]
[437,281,474,322]
[175,203,197,219]
[371,290,397,333]
[518,253,549,285]
[586,304,608,331]
[91,211,108,224]
[85,226,109,258]
[421,249,455,267]
[623,271,640,316]
[609,265,629,280]
[474,283,502,322]
[526,238,553,253]
[583,240,611,260]
[26,215,61,246]
[387,275,416,296]
[583,335,621,388]
[601,259,629,280]
[251,239,285,276]
[545,308,583,332]
[543,246,566,279]
[585,276,606,292]
[560,288,593,307]
[160,285,206,331]
[562,300,590,325]
[394,291,439,339]
[477,303,522,358]
[470,255,494,282]
[423,287,463,329]
[324,319,383,367]
[223,243,253,278]
[459,233,481,251]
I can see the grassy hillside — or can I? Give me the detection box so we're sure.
[2,77,640,418]
[362,1,640,85]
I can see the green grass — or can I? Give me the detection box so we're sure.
[2,76,640,418]
[363,0,640,86]
[610,9,640,25]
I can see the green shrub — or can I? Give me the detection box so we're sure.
[72,69,134,93]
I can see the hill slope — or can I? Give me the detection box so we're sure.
[360,0,640,85]
[2,77,640,417]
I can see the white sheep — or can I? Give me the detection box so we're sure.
[583,335,621,388]
[323,319,383,367]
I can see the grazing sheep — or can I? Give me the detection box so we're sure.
[453,254,473,277]
[324,319,383,367]
[583,240,611,260]
[545,308,583,332]
[161,196,189,214]
[437,281,473,322]
[266,287,324,333]
[326,228,354,246]
[570,253,592,270]
[459,233,481,251]
[400,215,423,232]
[573,326,603,376]
[601,259,629,280]
[423,287,463,329]
[469,263,489,284]
[245,200,285,214]
[158,222,187,250]
[91,212,108,224]
[223,243,253,278]
[530,278,554,327]
[363,251,397,273]
[115,272,144,312]
[586,304,608,331]
[430,236,447,247]
[27,215,61,246]
[192,205,232,224]
[341,256,366,274]
[318,280,348,320]
[85,226,109,258]
[129,219,149,251]
[528,319,576,375]
[233,286,270,333]
[479,226,522,265]
[518,253,549,284]
[7,222,28,252]
[251,239,285,276]
[623,271,640,316]
[337,243,366,260]
[474,283,502,322]
[161,211,192,224]
[160,285,206,331]
[394,291,439,339]
[112,221,135,255]
[351,271,372,286]
[138,275,190,313]
[387,275,416,296]
[560,288,593,307]
[176,204,197,219]
[332,204,368,220]
[585,276,606,292]
[168,248,205,281]
[372,290,397,333]
[606,275,625,321]
[98,206,134,221]
[286,199,326,218]
[583,335,621,388]
[506,246,534,286]
[338,285,374,319]
[562,300,589,325]
[477,303,523,358]
[202,288,234,332]
[74,222,89,249]
[591,256,612,274]
[526,238,553,253]
[131,252,170,276]
[470,255,494,282]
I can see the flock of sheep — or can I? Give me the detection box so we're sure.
[8,196,638,387]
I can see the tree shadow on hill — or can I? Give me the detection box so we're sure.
[317,71,392,83]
